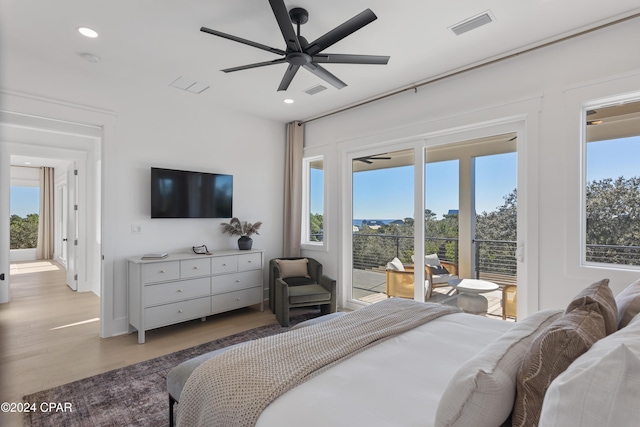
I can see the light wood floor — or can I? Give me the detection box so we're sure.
[0,260,278,427]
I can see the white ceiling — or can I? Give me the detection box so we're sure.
[1,0,640,125]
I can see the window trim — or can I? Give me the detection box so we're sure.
[301,154,327,251]
[580,96,640,270]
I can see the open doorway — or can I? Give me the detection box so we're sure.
[1,113,102,310]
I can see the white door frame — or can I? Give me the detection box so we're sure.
[340,114,539,318]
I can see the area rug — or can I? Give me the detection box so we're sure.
[23,313,319,427]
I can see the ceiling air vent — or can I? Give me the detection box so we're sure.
[450,11,495,36]
[169,76,210,94]
[305,84,328,95]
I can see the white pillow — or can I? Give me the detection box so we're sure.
[434,309,563,427]
[539,313,640,426]
[386,257,404,271]
[424,253,441,266]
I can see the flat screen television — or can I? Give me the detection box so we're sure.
[150,167,233,218]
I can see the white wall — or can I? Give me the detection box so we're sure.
[1,53,286,337]
[303,18,640,314]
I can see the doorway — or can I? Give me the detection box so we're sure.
[0,113,102,305]
[343,123,525,318]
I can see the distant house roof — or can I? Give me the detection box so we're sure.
[447,209,459,215]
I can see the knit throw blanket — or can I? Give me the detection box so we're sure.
[176,298,460,427]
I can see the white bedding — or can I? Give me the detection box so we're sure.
[256,312,513,427]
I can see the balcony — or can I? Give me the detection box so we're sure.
[351,234,517,318]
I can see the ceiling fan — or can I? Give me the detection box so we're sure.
[200,0,390,91]
[354,154,391,164]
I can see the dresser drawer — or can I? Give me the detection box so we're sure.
[237,252,262,271]
[181,258,211,278]
[211,255,238,274]
[144,277,210,307]
[212,287,262,314]
[145,297,211,329]
[142,261,180,283]
[212,270,261,294]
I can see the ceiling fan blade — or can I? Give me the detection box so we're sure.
[222,58,287,73]
[312,53,389,65]
[201,27,285,56]
[268,0,302,53]
[278,64,300,91]
[305,9,377,55]
[303,63,347,89]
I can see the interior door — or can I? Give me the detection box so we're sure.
[66,162,78,291]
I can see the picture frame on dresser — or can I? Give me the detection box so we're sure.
[127,249,264,343]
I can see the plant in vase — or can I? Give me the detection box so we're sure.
[220,217,262,250]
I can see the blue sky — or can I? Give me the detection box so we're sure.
[348,135,640,220]
[10,186,40,217]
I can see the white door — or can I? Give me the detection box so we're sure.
[66,163,78,291]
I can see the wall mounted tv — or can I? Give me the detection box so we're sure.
[150,167,233,218]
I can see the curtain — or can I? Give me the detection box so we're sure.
[36,167,54,259]
[283,121,304,257]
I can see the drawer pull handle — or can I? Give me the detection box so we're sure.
[222,263,227,266]
[236,279,241,283]
[178,309,183,313]
[193,266,198,269]
[236,298,241,301]
[247,260,252,263]
[178,289,183,292]
[160,270,165,273]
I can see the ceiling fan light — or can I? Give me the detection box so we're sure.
[77,27,99,38]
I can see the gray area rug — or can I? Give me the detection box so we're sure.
[23,312,319,427]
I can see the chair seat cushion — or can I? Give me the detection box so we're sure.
[289,284,332,304]
[432,274,457,284]
[283,276,317,287]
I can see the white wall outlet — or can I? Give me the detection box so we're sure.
[131,224,142,234]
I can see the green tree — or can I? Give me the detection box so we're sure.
[10,213,39,249]
[309,213,323,241]
[475,189,517,241]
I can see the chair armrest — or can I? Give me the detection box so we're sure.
[440,261,458,276]
[275,277,290,297]
[319,275,336,294]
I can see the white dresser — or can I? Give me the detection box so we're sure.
[127,249,264,343]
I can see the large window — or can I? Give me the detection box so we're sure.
[302,156,325,247]
[10,186,40,249]
[584,99,640,267]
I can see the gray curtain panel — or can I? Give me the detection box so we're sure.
[283,121,304,257]
[36,166,54,259]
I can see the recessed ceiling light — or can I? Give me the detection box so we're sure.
[284,99,294,104]
[24,162,32,165]
[77,27,99,38]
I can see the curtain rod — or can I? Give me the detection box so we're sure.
[300,11,640,125]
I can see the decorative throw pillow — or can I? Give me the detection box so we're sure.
[435,309,563,427]
[275,258,310,279]
[615,278,640,329]
[425,253,441,267]
[565,278,618,335]
[539,313,640,426]
[512,305,607,427]
[386,257,404,271]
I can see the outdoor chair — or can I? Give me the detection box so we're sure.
[269,257,337,327]
[386,255,458,299]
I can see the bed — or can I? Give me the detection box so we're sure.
[169,278,640,427]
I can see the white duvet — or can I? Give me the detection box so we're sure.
[256,312,512,427]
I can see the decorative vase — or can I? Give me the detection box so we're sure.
[237,235,253,250]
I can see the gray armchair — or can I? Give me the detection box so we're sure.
[269,257,337,327]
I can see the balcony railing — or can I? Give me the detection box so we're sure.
[586,244,640,266]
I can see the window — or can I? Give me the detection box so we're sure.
[10,185,40,249]
[302,156,325,248]
[584,99,640,267]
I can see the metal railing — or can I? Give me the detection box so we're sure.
[351,233,640,279]
[586,244,640,266]
[351,234,458,270]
